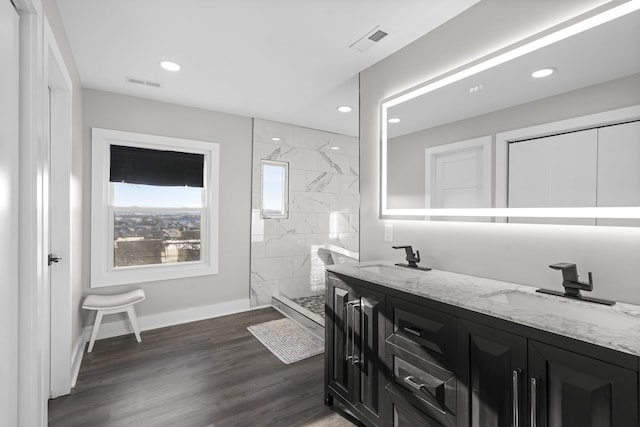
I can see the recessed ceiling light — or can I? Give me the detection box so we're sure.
[531,67,556,78]
[337,105,353,113]
[271,137,281,141]
[388,118,400,124]
[330,146,340,150]
[159,60,181,72]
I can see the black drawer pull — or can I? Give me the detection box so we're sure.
[400,371,447,407]
[403,326,422,337]
[404,375,429,392]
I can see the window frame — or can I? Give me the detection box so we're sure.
[260,159,289,219]
[91,127,219,287]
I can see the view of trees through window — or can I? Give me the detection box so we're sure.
[114,211,201,267]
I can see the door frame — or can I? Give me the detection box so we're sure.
[15,0,74,423]
[45,18,73,399]
[1,0,21,425]
[16,0,48,425]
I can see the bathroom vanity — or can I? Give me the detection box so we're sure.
[324,262,640,426]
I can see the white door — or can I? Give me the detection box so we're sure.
[425,136,492,221]
[46,22,74,398]
[432,149,483,208]
[425,136,492,209]
[0,0,20,424]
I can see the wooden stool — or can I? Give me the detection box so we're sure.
[82,289,146,352]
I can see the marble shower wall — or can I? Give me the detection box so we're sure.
[250,119,359,306]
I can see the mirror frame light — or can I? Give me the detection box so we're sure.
[381,0,640,219]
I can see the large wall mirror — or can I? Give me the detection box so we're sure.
[381,2,640,223]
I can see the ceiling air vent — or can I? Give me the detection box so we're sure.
[350,25,390,53]
[125,76,163,88]
[368,30,388,43]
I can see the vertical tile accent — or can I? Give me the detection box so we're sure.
[250,118,359,306]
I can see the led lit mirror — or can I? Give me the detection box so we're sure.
[382,3,640,222]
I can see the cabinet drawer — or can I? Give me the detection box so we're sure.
[386,345,456,426]
[387,385,447,427]
[387,297,456,369]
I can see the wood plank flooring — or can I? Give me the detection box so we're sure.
[49,307,354,427]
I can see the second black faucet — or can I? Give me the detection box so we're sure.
[393,245,431,271]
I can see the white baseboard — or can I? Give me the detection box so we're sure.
[82,298,252,343]
[70,334,85,388]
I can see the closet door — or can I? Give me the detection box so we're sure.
[508,129,598,209]
[597,120,640,207]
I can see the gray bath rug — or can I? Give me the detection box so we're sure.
[247,318,324,364]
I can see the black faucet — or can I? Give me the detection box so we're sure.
[537,262,614,306]
[392,246,431,271]
[549,263,592,297]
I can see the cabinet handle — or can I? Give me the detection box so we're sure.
[344,301,353,362]
[512,369,520,427]
[530,377,537,427]
[402,325,422,337]
[353,304,362,367]
[345,301,360,364]
[403,375,428,392]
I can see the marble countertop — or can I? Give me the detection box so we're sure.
[326,260,640,357]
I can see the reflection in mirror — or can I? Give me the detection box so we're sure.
[382,4,640,222]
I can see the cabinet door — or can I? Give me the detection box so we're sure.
[353,286,385,424]
[458,320,527,427]
[326,275,355,403]
[529,341,638,427]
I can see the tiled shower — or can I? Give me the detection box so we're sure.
[250,118,359,325]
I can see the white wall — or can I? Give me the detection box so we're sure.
[82,89,253,324]
[360,0,640,305]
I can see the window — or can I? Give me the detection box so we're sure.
[91,128,219,287]
[260,160,288,218]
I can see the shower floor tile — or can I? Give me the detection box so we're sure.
[290,295,325,319]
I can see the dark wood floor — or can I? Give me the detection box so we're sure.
[49,307,354,427]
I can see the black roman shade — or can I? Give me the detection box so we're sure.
[110,145,204,187]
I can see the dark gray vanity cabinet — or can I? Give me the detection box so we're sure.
[324,271,640,427]
[325,274,386,426]
[529,341,638,427]
[457,320,527,427]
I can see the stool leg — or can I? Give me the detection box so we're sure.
[87,310,103,353]
[126,305,142,343]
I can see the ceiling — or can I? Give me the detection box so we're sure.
[387,8,640,138]
[55,0,480,137]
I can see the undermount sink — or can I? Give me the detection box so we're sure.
[359,264,428,279]
[486,290,640,330]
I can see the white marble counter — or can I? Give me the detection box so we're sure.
[326,261,640,357]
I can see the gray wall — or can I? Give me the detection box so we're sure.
[82,89,253,323]
[360,0,640,305]
[387,73,640,208]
